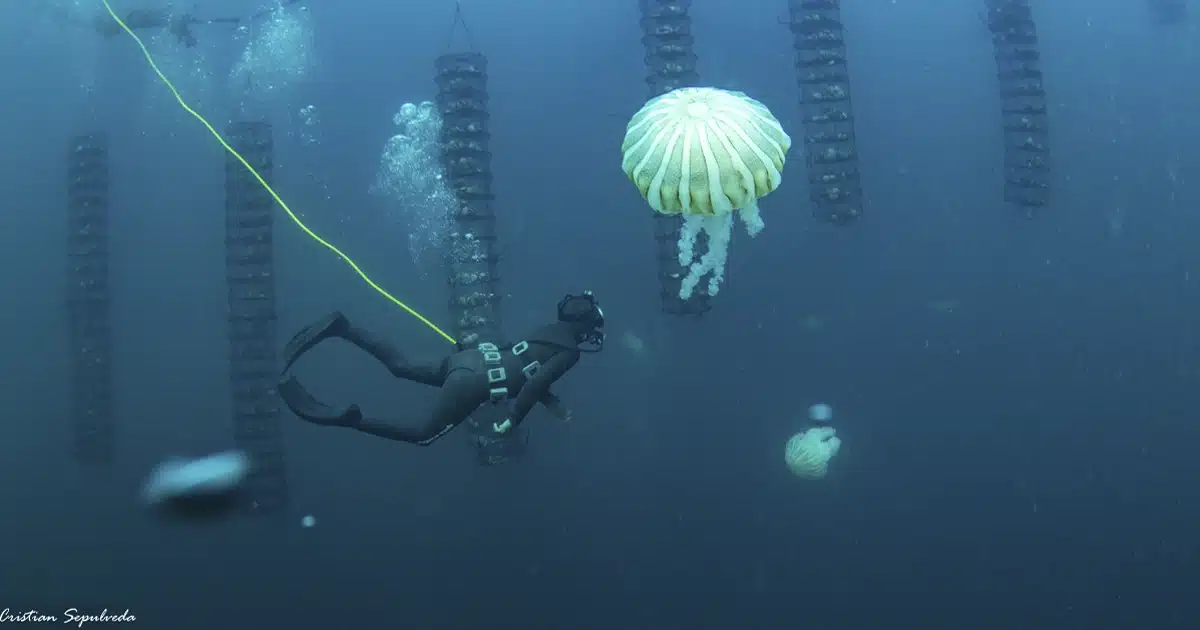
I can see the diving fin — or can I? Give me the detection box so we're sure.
[281,312,350,372]
[278,375,362,427]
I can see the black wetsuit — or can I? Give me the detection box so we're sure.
[90,3,292,47]
[92,10,200,46]
[278,312,584,446]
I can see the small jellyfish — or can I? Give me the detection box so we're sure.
[301,514,316,528]
[808,403,833,423]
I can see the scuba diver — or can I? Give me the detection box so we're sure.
[85,8,238,47]
[278,292,606,446]
[69,0,304,47]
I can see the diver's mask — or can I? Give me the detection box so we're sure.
[557,291,605,353]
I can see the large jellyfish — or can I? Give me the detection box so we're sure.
[621,87,791,300]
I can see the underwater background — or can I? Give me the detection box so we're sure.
[1,0,1198,628]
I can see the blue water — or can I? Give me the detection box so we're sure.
[1,1,1197,628]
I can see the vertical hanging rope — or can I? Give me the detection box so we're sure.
[443,1,477,51]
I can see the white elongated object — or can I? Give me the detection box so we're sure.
[142,451,251,521]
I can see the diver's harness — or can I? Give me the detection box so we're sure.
[476,341,541,435]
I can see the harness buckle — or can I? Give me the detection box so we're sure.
[522,361,541,379]
[478,343,502,364]
[512,340,529,355]
[486,367,508,403]
[486,367,506,384]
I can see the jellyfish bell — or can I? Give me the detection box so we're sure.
[784,426,841,480]
[621,87,790,216]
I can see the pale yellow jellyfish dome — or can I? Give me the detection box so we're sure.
[784,426,841,480]
[621,87,791,216]
[620,87,791,300]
